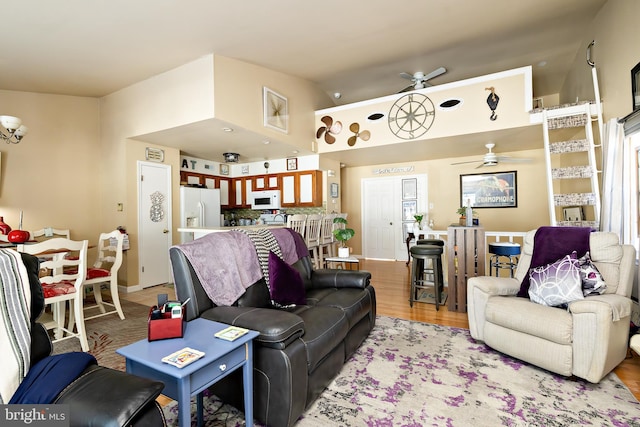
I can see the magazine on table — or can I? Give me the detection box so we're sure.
[161,347,205,368]
[214,325,249,341]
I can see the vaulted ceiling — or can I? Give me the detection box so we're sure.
[0,0,607,165]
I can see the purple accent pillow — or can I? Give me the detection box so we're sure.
[268,251,306,306]
[577,251,607,296]
[528,252,583,307]
[518,226,592,298]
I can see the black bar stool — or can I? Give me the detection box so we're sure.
[409,244,444,310]
[488,242,521,277]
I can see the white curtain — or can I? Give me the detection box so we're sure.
[600,118,632,244]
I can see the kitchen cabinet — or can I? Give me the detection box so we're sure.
[231,177,253,208]
[280,170,323,207]
[252,174,279,191]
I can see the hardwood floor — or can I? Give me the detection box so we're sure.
[122,258,640,401]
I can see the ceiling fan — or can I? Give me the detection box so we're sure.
[399,67,446,92]
[451,143,532,168]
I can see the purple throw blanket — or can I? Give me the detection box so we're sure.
[172,232,262,306]
[270,228,309,264]
[517,226,591,297]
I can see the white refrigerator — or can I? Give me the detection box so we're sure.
[180,186,221,243]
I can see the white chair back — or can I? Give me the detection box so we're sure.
[22,238,89,351]
[82,230,126,322]
[286,214,307,237]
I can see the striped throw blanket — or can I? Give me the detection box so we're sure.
[0,249,32,404]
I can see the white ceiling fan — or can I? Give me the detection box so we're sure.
[451,143,532,168]
[398,67,446,92]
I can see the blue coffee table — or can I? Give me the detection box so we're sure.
[117,318,259,427]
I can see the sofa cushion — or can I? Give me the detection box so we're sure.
[268,251,306,306]
[485,296,573,345]
[528,253,583,307]
[310,287,372,328]
[577,252,607,296]
[296,305,349,372]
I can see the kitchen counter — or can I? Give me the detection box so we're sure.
[178,225,286,241]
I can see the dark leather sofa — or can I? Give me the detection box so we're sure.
[19,252,166,427]
[170,238,376,427]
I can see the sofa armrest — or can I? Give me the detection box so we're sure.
[200,306,305,349]
[467,276,520,341]
[54,365,164,427]
[568,295,632,382]
[310,269,371,290]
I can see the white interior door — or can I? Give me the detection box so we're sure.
[363,178,396,260]
[138,162,172,288]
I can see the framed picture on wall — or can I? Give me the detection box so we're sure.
[402,200,417,220]
[330,183,339,198]
[632,61,640,112]
[460,171,517,208]
[402,178,417,199]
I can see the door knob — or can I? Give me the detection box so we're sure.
[163,229,169,234]
[389,222,393,225]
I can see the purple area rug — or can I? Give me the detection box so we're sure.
[163,316,640,426]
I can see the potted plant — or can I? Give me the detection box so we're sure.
[457,207,478,226]
[413,213,424,229]
[333,216,355,258]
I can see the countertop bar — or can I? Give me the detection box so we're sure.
[179,225,286,240]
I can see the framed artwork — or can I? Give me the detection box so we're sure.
[402,178,417,199]
[330,183,339,198]
[263,87,288,133]
[402,200,417,220]
[241,165,249,175]
[287,157,298,171]
[220,163,229,176]
[460,171,517,208]
[402,222,415,240]
[632,61,640,112]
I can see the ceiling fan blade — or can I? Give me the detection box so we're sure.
[320,115,333,127]
[316,127,326,139]
[398,84,416,93]
[451,159,482,165]
[359,130,371,141]
[399,72,415,81]
[349,122,360,133]
[423,67,446,81]
[347,136,357,146]
[496,156,532,163]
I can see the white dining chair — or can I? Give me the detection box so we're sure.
[82,230,125,322]
[31,228,71,241]
[22,238,89,351]
[286,214,307,238]
[304,214,323,269]
[318,214,336,267]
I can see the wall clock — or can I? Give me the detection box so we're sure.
[263,87,288,133]
[388,93,435,140]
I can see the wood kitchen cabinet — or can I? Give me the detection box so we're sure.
[280,170,323,207]
[252,174,279,191]
[231,177,253,208]
[181,172,231,207]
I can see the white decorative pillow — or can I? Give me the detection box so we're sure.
[528,253,584,307]
[577,251,607,296]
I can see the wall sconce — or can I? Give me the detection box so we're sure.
[0,115,28,144]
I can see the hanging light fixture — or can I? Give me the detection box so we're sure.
[0,115,28,144]
[223,152,239,163]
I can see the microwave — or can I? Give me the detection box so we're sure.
[251,190,281,210]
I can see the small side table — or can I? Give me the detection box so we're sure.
[117,318,259,427]
[324,256,360,270]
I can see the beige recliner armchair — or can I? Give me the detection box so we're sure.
[468,229,635,383]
